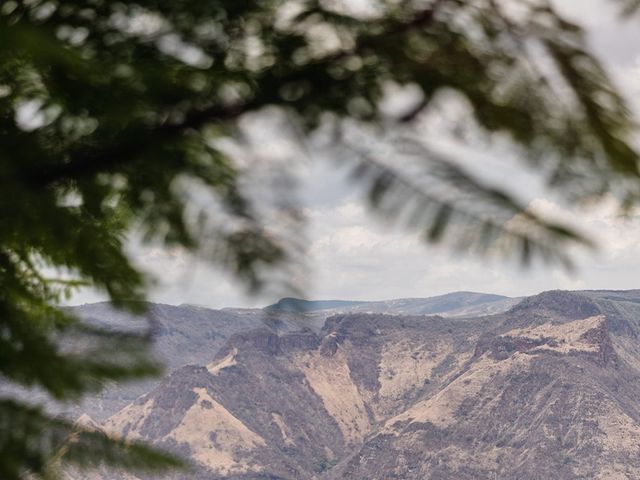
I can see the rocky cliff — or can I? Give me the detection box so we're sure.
[64,292,512,421]
[72,290,640,479]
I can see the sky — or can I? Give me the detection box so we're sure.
[70,0,640,309]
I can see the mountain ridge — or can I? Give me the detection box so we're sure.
[64,289,640,479]
[58,291,518,421]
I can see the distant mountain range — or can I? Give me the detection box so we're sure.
[266,292,519,316]
[66,292,516,421]
[64,290,640,479]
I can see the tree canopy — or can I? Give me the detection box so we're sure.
[1,0,640,477]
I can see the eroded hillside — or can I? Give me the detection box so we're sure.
[72,290,640,479]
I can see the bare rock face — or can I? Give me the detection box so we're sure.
[328,292,640,480]
[78,290,640,479]
[65,292,513,422]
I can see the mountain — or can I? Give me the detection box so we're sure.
[266,292,517,316]
[63,292,515,420]
[77,289,640,479]
[62,302,309,421]
[98,312,485,479]
[328,291,635,480]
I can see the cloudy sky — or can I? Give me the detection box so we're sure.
[71,0,640,309]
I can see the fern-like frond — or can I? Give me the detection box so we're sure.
[346,137,593,268]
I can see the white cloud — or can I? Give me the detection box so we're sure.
[68,2,640,308]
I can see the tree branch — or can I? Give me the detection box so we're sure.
[27,100,260,188]
[26,4,446,188]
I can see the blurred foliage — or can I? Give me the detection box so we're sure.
[1,0,640,477]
